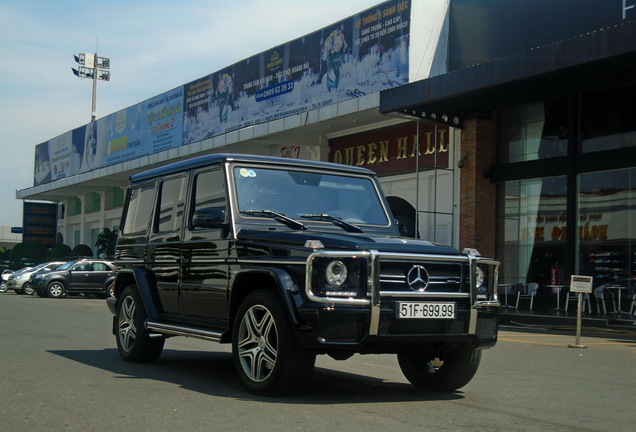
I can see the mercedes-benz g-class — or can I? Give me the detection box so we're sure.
[107,153,500,395]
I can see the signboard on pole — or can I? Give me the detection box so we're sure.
[570,275,593,293]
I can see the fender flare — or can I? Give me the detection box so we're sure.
[113,267,160,319]
[230,266,301,327]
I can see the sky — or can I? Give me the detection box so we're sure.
[0,0,381,228]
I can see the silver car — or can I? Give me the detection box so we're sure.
[7,262,66,295]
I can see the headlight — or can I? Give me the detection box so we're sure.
[308,255,367,300]
[326,260,347,287]
[475,266,485,289]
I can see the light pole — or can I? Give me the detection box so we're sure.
[72,53,111,122]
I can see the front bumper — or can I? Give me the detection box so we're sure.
[297,249,500,353]
[295,301,499,353]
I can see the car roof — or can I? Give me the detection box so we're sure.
[129,153,376,183]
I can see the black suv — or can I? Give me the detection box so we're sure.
[32,259,116,298]
[108,153,500,395]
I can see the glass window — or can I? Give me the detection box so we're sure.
[156,176,188,233]
[581,84,636,153]
[192,168,227,219]
[498,99,568,163]
[233,166,390,226]
[577,168,635,288]
[68,197,82,217]
[85,192,101,213]
[122,184,155,235]
[496,176,567,286]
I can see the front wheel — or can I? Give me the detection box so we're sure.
[47,282,66,298]
[397,345,482,392]
[116,285,164,362]
[23,283,35,296]
[0,281,7,293]
[232,290,315,396]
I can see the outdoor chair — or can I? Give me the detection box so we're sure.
[515,282,539,310]
[593,285,617,314]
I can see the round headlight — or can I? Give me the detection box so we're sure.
[326,260,348,287]
[475,266,485,289]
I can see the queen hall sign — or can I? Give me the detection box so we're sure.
[329,123,450,176]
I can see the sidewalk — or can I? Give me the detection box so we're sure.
[498,306,636,334]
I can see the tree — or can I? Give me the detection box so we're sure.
[25,242,47,262]
[72,244,93,258]
[49,244,73,260]
[95,228,117,258]
[10,243,29,261]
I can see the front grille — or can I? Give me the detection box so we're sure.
[379,261,464,293]
[378,315,467,335]
[476,317,498,340]
[319,316,366,342]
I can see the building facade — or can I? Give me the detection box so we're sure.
[18,0,636,310]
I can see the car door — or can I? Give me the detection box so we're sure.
[66,262,93,291]
[147,174,188,315]
[87,262,114,291]
[179,165,231,323]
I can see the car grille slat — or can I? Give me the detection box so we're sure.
[378,261,465,293]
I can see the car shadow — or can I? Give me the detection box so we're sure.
[48,348,465,403]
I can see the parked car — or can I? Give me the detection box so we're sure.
[1,268,30,293]
[31,260,116,298]
[7,262,66,295]
[0,269,15,293]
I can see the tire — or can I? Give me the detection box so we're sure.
[107,283,115,298]
[47,281,66,298]
[23,283,35,296]
[115,285,164,362]
[232,290,315,396]
[0,281,7,293]
[397,345,482,392]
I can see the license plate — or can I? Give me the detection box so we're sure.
[397,302,456,319]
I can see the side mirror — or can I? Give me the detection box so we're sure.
[192,207,226,229]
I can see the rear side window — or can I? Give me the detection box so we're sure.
[155,175,188,233]
[122,184,155,235]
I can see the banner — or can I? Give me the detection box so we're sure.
[183,0,413,143]
[33,0,457,186]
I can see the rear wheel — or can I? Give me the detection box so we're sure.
[23,283,35,296]
[232,290,315,396]
[116,285,164,362]
[47,282,66,298]
[397,345,482,392]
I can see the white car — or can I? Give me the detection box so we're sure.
[0,269,14,293]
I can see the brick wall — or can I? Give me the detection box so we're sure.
[459,117,497,258]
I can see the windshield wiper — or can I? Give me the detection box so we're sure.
[240,210,306,230]
[299,214,363,233]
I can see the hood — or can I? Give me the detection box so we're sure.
[236,229,460,255]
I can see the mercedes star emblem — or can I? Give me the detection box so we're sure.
[407,265,429,291]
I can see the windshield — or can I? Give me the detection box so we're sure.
[57,261,77,271]
[233,166,389,226]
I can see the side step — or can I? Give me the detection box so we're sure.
[145,320,223,342]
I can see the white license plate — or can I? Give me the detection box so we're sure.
[397,302,456,319]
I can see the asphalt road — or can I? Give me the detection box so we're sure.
[1,293,635,432]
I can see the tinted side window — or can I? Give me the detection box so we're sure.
[155,176,188,233]
[92,262,108,271]
[191,168,227,226]
[122,184,155,235]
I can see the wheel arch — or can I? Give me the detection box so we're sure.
[113,268,160,319]
[228,267,300,340]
